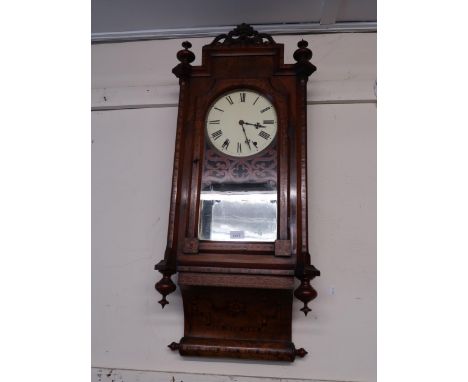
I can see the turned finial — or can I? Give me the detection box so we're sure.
[293,39,316,79]
[294,263,320,316]
[173,41,195,80]
[295,348,308,358]
[154,259,176,308]
[155,273,176,308]
[294,277,318,315]
[176,41,195,64]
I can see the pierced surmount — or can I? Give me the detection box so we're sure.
[211,23,275,46]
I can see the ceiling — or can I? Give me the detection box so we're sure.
[92,0,376,43]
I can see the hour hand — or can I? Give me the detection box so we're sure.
[244,121,267,129]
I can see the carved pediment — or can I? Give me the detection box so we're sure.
[211,23,275,46]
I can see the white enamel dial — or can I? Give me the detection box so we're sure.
[206,89,277,157]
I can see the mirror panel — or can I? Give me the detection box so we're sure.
[199,184,277,242]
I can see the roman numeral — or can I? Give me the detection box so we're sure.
[263,120,274,124]
[259,131,271,140]
[240,92,246,102]
[209,120,220,124]
[225,96,234,105]
[221,139,230,149]
[214,107,224,112]
[237,142,242,153]
[211,130,223,140]
[253,96,259,105]
[260,106,271,113]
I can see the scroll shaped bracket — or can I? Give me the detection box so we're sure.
[294,263,320,316]
[154,258,177,308]
[172,41,195,81]
[293,40,317,81]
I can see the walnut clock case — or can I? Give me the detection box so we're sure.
[155,24,320,362]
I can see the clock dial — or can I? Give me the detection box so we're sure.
[206,90,277,158]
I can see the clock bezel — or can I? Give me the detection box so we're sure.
[204,88,278,159]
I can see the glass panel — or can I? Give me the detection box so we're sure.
[199,183,277,242]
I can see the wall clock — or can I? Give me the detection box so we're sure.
[155,23,320,362]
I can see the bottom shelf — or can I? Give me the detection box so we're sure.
[169,337,307,362]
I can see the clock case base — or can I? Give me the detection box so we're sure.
[168,284,306,362]
[170,337,303,362]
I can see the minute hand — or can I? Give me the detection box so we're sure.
[244,122,267,129]
[240,124,252,150]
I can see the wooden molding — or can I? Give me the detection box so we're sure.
[91,368,332,382]
[91,22,377,44]
[91,79,377,111]
[178,272,294,290]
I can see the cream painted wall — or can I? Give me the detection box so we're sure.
[92,33,376,382]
